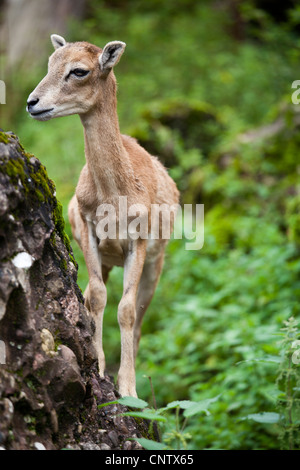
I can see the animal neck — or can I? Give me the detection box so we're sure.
[80,80,134,200]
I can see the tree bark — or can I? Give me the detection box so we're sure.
[0,131,147,450]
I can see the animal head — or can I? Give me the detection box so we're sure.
[26,34,126,121]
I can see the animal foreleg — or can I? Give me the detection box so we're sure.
[117,240,146,397]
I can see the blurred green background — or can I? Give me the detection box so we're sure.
[1,0,300,449]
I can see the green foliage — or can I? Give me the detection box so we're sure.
[242,412,281,424]
[2,0,300,450]
[276,317,300,450]
[100,394,220,450]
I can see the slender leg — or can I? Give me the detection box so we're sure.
[134,250,165,360]
[84,264,112,308]
[81,220,107,377]
[117,240,147,397]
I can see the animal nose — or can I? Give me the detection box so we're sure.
[27,97,39,111]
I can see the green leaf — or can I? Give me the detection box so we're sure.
[242,412,281,424]
[236,355,282,365]
[133,438,167,450]
[117,396,149,409]
[183,395,220,418]
[121,410,167,422]
[98,396,149,410]
[97,400,118,409]
[162,400,197,411]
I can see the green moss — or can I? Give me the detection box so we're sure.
[0,131,10,144]
[29,162,55,203]
[0,131,78,269]
[127,416,156,442]
[51,200,77,268]
[35,189,45,202]
[60,258,68,273]
[3,157,26,180]
[52,201,65,235]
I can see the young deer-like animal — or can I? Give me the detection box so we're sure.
[27,35,179,397]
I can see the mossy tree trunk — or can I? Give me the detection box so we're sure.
[0,131,148,450]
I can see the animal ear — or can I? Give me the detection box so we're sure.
[51,34,67,50]
[99,41,126,74]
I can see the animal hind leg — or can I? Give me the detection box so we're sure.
[81,221,107,377]
[84,264,112,310]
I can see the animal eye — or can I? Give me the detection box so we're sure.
[71,68,90,77]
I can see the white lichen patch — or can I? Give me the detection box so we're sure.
[11,252,34,269]
[34,442,46,450]
[40,328,57,357]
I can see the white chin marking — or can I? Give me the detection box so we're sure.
[31,111,53,121]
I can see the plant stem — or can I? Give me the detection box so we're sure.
[146,375,162,443]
